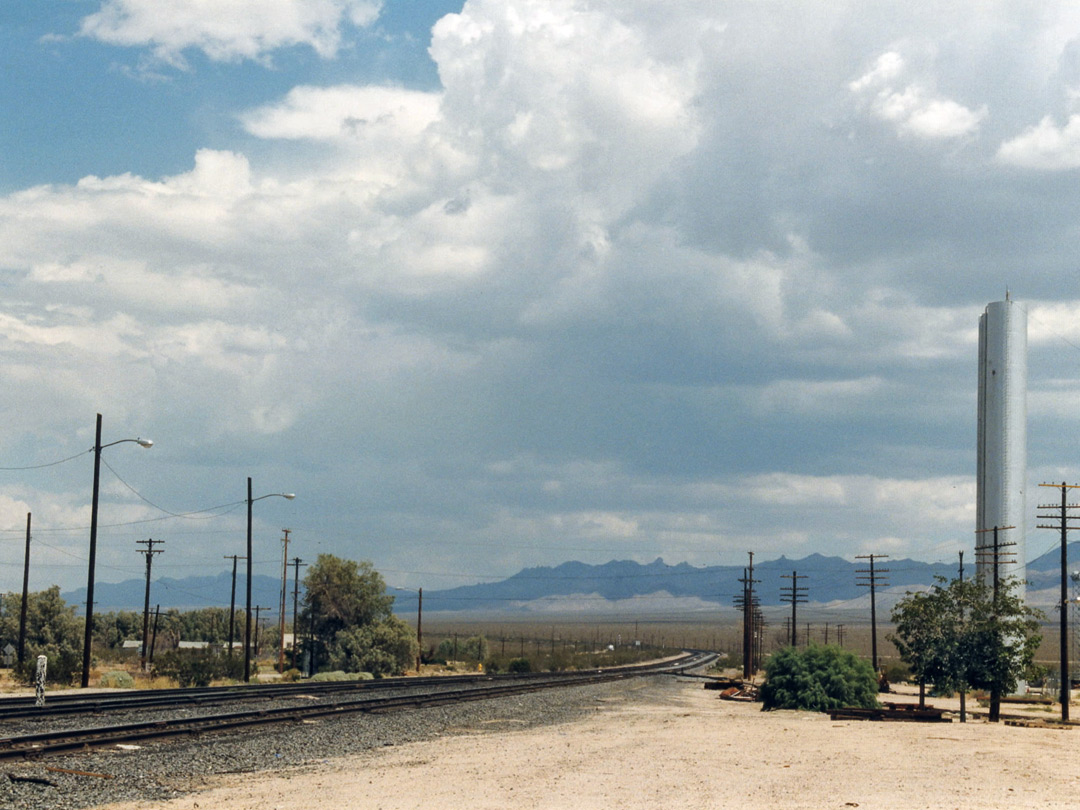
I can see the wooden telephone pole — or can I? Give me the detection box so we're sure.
[856,554,889,673]
[1038,483,1080,722]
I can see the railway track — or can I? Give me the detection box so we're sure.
[0,653,711,720]
[0,652,714,761]
[0,671,499,720]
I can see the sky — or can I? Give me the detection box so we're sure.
[3,0,1080,605]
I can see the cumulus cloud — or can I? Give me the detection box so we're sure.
[241,85,441,144]
[996,114,1080,169]
[79,0,382,64]
[850,50,987,140]
[12,1,1080,588]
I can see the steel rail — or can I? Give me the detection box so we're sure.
[0,652,711,721]
[0,672,500,720]
[0,653,713,761]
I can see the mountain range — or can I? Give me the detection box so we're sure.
[60,543,1080,618]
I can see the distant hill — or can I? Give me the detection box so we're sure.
[392,553,958,615]
[62,572,285,615]
[62,542,1080,617]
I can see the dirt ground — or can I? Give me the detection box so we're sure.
[100,679,1080,810]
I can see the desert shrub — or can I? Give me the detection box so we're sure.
[327,616,418,677]
[100,670,135,688]
[14,646,83,686]
[760,645,878,712]
[152,650,242,687]
[310,670,374,682]
[882,660,911,685]
[507,657,532,673]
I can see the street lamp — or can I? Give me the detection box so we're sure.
[81,413,153,688]
[244,477,295,682]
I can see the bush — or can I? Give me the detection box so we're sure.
[327,616,418,677]
[281,668,303,682]
[100,670,135,689]
[882,660,911,685]
[14,647,82,686]
[310,670,373,682]
[760,645,878,712]
[152,650,243,687]
[507,657,532,673]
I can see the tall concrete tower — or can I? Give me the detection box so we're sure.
[976,296,1027,591]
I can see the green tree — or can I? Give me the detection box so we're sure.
[0,587,84,684]
[299,554,410,675]
[888,582,955,707]
[760,645,879,712]
[328,616,418,677]
[890,575,1043,721]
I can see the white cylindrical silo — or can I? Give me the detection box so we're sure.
[976,298,1027,592]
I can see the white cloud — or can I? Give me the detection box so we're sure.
[79,0,382,64]
[996,114,1080,169]
[241,85,441,144]
[850,50,987,140]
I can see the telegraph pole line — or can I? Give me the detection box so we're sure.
[253,605,268,658]
[17,513,31,665]
[957,549,967,722]
[975,525,1016,722]
[137,538,164,672]
[416,587,423,673]
[1038,483,1080,723]
[856,554,889,673]
[224,554,245,657]
[780,570,808,647]
[975,525,1016,606]
[150,605,161,666]
[735,552,760,678]
[291,557,306,671]
[278,528,292,674]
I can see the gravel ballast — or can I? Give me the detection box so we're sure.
[0,676,672,810]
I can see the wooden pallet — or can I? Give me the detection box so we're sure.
[829,703,951,722]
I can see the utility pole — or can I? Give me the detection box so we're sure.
[278,528,292,674]
[224,554,245,657]
[1038,483,1080,723]
[836,624,845,648]
[291,557,306,671]
[735,553,759,678]
[975,525,1016,722]
[17,513,31,665]
[416,587,423,673]
[253,605,268,658]
[780,570,807,647]
[963,552,972,721]
[856,554,889,673]
[149,605,161,666]
[137,539,164,672]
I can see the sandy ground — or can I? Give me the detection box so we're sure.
[99,679,1080,810]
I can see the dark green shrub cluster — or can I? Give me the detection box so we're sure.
[881,660,911,685]
[507,657,532,673]
[14,646,82,686]
[760,645,878,712]
[152,650,244,687]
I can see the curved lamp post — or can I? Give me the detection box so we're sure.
[244,478,295,682]
[81,413,153,688]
